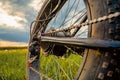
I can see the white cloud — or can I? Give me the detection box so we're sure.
[0,2,2,6]
[0,2,27,30]
[29,0,43,11]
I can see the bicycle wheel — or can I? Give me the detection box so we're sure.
[26,0,120,80]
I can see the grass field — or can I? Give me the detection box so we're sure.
[0,47,82,80]
[0,48,26,80]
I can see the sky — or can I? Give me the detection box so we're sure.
[0,0,86,46]
[0,0,42,46]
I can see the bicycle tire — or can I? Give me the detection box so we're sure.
[75,0,120,80]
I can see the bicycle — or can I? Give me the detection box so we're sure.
[26,0,120,80]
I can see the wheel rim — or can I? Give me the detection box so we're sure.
[27,0,88,80]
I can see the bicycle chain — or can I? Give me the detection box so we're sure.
[42,12,120,35]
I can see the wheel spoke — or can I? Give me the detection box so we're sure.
[51,56,71,80]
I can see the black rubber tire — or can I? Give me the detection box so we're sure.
[75,0,120,80]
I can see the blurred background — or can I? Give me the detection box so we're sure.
[0,0,43,47]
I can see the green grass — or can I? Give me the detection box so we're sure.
[0,48,82,80]
[40,54,82,80]
[0,49,26,80]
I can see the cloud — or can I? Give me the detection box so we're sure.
[0,9,27,30]
[0,2,27,30]
[29,0,43,11]
[0,0,36,42]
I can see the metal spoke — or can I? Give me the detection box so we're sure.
[65,46,80,55]
[69,0,82,26]
[29,67,53,80]
[51,56,71,80]
[59,0,77,28]
[76,30,88,37]
[63,8,86,25]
